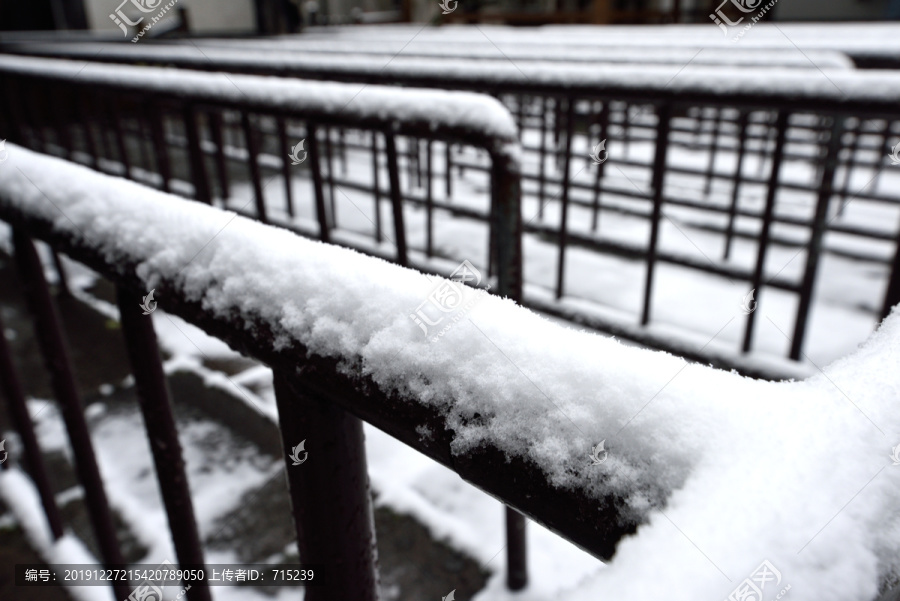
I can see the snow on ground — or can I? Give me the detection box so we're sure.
[3,144,900,600]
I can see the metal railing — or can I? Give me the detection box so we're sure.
[5,47,900,380]
[0,59,526,598]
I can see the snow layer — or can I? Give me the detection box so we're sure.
[18,39,856,69]
[2,145,900,600]
[0,55,518,142]
[1,44,892,104]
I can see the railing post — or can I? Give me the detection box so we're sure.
[742,111,790,353]
[384,132,409,267]
[184,102,212,205]
[272,370,380,601]
[307,123,331,243]
[116,286,212,601]
[0,310,65,539]
[12,230,131,601]
[240,111,267,223]
[641,103,673,326]
[491,141,526,590]
[791,116,844,359]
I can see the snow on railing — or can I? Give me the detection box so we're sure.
[6,41,900,108]
[0,54,518,146]
[2,144,900,601]
[2,38,857,69]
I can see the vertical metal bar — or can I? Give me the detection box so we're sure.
[307,124,331,243]
[339,128,347,175]
[517,94,526,139]
[371,132,383,243]
[148,102,172,194]
[50,251,71,298]
[384,133,409,268]
[116,287,212,601]
[12,231,130,601]
[703,107,722,196]
[489,143,526,590]
[277,115,295,217]
[538,95,548,219]
[591,101,610,233]
[240,111,268,223]
[445,142,453,199]
[723,110,750,260]
[426,140,434,258]
[272,370,380,601]
[882,232,900,319]
[110,98,132,179]
[555,99,576,300]
[0,310,65,540]
[742,111,790,353]
[790,116,844,360]
[506,508,527,590]
[324,127,337,228]
[209,111,231,203]
[640,104,674,326]
[872,119,892,191]
[78,91,100,170]
[183,103,212,205]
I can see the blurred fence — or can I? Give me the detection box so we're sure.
[3,47,900,379]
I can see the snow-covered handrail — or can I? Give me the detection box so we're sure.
[1,38,856,69]
[2,144,900,601]
[3,42,898,112]
[0,54,519,148]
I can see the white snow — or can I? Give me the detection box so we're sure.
[16,39,856,69]
[2,144,900,600]
[0,55,518,142]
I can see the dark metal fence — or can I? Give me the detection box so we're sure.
[5,47,900,379]
[0,58,526,598]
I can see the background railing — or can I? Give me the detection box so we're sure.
[3,48,900,379]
